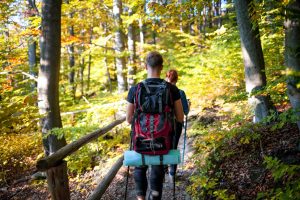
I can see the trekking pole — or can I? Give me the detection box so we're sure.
[173,175,176,200]
[124,166,130,200]
[124,131,134,200]
[182,115,188,167]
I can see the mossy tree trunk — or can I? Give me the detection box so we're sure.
[235,0,275,123]
[285,0,300,130]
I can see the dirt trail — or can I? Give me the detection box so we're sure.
[0,115,196,200]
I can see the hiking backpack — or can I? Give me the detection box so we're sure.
[132,80,174,155]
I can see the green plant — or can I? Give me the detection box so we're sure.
[256,157,300,200]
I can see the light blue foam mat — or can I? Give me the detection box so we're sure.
[123,150,181,166]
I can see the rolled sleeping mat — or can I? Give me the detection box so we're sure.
[123,150,181,166]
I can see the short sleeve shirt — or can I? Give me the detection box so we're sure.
[126,78,181,107]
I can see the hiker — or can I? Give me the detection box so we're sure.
[126,51,184,200]
[166,69,190,180]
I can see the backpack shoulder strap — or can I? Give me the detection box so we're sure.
[134,82,143,111]
[163,80,173,107]
[141,80,151,94]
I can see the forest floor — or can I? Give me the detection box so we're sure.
[0,114,196,200]
[190,104,300,199]
[1,108,299,199]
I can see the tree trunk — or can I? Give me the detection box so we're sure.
[113,0,127,93]
[127,8,136,88]
[79,12,85,97]
[138,17,144,67]
[39,0,66,154]
[208,2,213,28]
[178,0,183,33]
[189,7,195,35]
[101,22,112,92]
[39,0,69,198]
[235,0,275,123]
[80,57,84,97]
[285,0,300,130]
[65,0,76,99]
[27,0,38,91]
[28,37,37,90]
[87,27,93,92]
[139,17,144,53]
[68,27,76,99]
[152,21,157,44]
[202,6,207,35]
[214,0,222,28]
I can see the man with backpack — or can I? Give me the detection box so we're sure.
[126,51,184,200]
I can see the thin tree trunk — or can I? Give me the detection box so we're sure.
[68,26,76,99]
[28,37,37,90]
[202,6,207,35]
[79,12,85,97]
[152,20,157,44]
[87,27,92,92]
[38,0,69,197]
[235,0,275,123]
[139,17,144,53]
[127,8,136,88]
[285,0,300,130]
[196,4,202,36]
[27,0,38,91]
[215,0,222,28]
[113,0,127,93]
[102,22,112,92]
[80,57,84,97]
[208,2,213,28]
[178,0,183,32]
[104,50,112,93]
[189,7,195,35]
[65,0,76,99]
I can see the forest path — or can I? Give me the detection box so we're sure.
[102,113,196,200]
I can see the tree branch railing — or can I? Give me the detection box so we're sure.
[37,116,126,171]
[36,116,127,200]
[87,155,124,200]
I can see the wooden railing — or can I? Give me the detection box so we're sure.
[36,116,126,200]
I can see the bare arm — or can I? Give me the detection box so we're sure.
[126,102,134,124]
[174,99,184,123]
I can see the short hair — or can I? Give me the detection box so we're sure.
[146,51,163,68]
[166,69,178,83]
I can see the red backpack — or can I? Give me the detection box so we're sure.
[132,80,174,155]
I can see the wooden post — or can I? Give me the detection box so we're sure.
[47,161,70,200]
[87,156,124,200]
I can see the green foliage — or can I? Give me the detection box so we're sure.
[0,78,39,135]
[257,157,300,200]
[0,133,42,184]
[51,119,129,173]
[264,156,299,182]
[64,126,130,173]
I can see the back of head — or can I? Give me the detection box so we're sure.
[166,69,178,83]
[146,51,163,68]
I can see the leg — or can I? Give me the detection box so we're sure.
[134,166,148,199]
[170,121,183,176]
[148,165,165,200]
